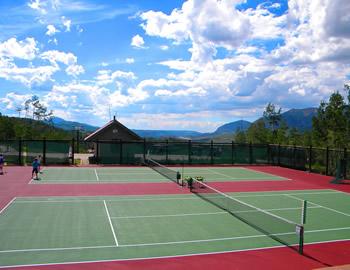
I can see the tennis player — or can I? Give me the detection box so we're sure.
[38,155,42,174]
[32,158,40,180]
[0,154,4,175]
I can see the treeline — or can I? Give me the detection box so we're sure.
[0,114,72,140]
[234,84,350,149]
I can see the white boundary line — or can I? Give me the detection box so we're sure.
[110,206,322,220]
[103,200,118,246]
[1,234,350,269]
[0,197,16,215]
[94,169,99,181]
[240,166,291,180]
[12,191,340,204]
[1,226,349,254]
[285,194,350,217]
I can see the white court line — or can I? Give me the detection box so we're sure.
[240,167,291,180]
[13,191,340,204]
[94,169,99,181]
[205,168,233,179]
[1,226,349,255]
[0,197,16,215]
[110,206,321,219]
[111,212,226,219]
[285,194,350,217]
[2,238,350,270]
[103,200,118,246]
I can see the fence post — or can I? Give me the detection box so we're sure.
[96,140,99,164]
[18,138,22,165]
[293,144,296,169]
[43,137,47,165]
[278,144,281,166]
[210,140,214,165]
[232,141,234,165]
[166,139,169,164]
[344,148,347,179]
[249,142,253,164]
[326,146,329,175]
[143,139,146,161]
[308,145,312,172]
[188,140,192,165]
[119,140,123,164]
[71,138,75,165]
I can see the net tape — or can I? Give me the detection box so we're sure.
[145,157,181,185]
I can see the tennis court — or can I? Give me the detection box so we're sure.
[31,166,287,184]
[1,189,349,268]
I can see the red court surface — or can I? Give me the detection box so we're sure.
[0,165,349,270]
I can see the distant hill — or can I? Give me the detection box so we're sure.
[133,129,203,139]
[280,108,317,131]
[50,117,98,132]
[213,120,251,134]
[47,107,317,140]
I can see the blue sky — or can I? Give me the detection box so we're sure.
[0,0,349,132]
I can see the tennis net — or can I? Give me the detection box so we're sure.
[191,179,305,254]
[145,157,181,185]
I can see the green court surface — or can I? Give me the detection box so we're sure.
[0,189,350,268]
[31,166,287,184]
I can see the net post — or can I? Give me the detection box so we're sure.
[298,200,307,254]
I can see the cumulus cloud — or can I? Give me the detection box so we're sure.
[126,58,135,64]
[131,34,146,48]
[95,69,136,86]
[46,24,59,36]
[40,50,84,76]
[0,37,84,87]
[61,16,71,32]
[0,37,38,60]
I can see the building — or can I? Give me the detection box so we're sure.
[84,116,142,142]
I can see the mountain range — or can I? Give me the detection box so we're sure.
[51,108,318,139]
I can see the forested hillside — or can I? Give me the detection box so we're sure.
[0,114,73,140]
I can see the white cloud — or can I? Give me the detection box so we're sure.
[28,0,47,14]
[0,37,38,60]
[40,50,84,76]
[46,24,59,36]
[131,34,145,48]
[160,45,169,50]
[96,69,136,86]
[0,92,33,110]
[126,58,135,64]
[61,16,71,32]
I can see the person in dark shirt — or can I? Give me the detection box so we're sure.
[0,154,4,175]
[32,158,40,180]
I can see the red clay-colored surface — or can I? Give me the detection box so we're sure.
[3,241,350,270]
[0,165,349,270]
